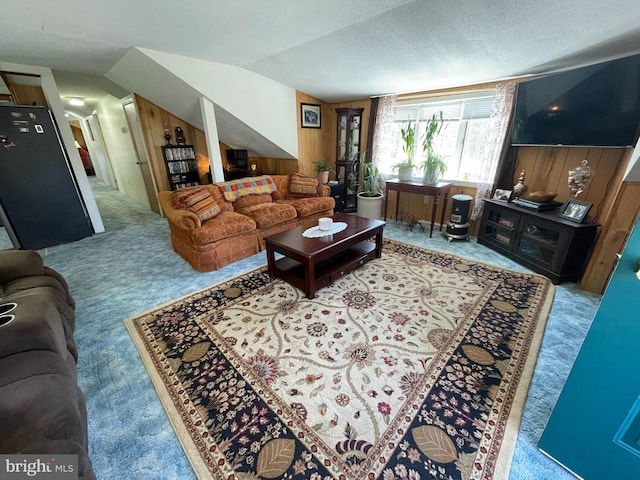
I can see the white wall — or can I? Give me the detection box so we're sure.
[142,48,298,158]
[80,113,117,188]
[107,48,298,160]
[96,95,150,208]
[624,143,640,181]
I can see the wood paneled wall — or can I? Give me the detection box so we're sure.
[135,93,311,195]
[0,73,48,107]
[581,181,640,293]
[508,145,635,293]
[218,141,299,176]
[69,121,87,148]
[376,143,636,292]
[296,91,329,177]
[509,146,632,224]
[328,98,371,167]
[135,94,209,193]
[384,184,482,236]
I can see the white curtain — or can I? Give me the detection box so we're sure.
[372,95,397,169]
[471,83,516,221]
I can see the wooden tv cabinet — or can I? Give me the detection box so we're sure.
[477,199,599,283]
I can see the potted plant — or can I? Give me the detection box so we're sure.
[353,155,384,219]
[392,121,418,181]
[419,111,447,184]
[313,159,333,184]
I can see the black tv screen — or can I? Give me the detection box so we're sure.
[511,54,640,147]
[226,149,248,170]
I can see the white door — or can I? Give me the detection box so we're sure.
[123,100,160,214]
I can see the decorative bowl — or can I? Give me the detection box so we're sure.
[527,191,557,203]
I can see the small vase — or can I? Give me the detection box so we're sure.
[513,170,526,200]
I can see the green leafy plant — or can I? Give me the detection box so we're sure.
[392,121,418,172]
[313,159,334,172]
[351,153,382,197]
[419,111,447,183]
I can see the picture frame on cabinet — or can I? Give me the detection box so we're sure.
[301,103,321,128]
[493,189,512,202]
[558,198,592,223]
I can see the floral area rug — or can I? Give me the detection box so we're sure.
[125,240,554,480]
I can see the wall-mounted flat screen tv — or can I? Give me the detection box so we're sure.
[511,54,640,147]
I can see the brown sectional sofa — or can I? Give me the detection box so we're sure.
[158,174,335,272]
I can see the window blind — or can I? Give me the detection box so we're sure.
[396,91,495,121]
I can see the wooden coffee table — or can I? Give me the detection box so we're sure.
[265,213,385,299]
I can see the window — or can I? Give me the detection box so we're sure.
[378,91,496,183]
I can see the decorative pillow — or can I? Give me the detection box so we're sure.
[288,173,319,198]
[173,187,221,222]
[217,175,277,202]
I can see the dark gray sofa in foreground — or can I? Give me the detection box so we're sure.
[0,250,95,480]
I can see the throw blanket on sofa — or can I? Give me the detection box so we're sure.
[217,175,277,202]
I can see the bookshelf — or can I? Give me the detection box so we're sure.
[162,145,200,190]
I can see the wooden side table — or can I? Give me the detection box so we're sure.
[384,179,451,238]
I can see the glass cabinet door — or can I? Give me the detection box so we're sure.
[337,113,348,161]
[336,108,362,162]
[348,115,360,161]
[483,208,518,247]
[335,108,364,213]
[516,221,560,267]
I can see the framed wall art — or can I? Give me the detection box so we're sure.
[301,103,321,128]
[558,198,592,223]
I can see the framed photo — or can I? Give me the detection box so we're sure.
[558,198,592,223]
[493,188,512,202]
[301,103,321,128]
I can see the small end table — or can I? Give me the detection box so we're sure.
[384,179,451,238]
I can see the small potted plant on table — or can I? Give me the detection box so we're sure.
[313,159,334,184]
[419,111,447,184]
[393,121,418,181]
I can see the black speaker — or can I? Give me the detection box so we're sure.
[450,194,473,224]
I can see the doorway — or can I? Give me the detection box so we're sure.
[69,121,95,176]
[122,98,160,214]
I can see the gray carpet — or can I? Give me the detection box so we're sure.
[1,179,599,479]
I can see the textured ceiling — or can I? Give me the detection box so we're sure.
[2,0,640,117]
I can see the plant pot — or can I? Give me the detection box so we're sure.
[422,167,440,184]
[357,193,384,219]
[317,171,330,184]
[397,166,413,182]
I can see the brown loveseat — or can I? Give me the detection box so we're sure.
[158,174,335,272]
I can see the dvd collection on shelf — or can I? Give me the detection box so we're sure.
[162,145,200,190]
[163,146,195,161]
[166,159,198,174]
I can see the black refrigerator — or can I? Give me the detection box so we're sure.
[0,105,93,249]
